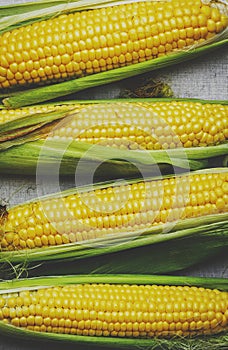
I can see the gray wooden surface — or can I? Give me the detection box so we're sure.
[0,0,228,349]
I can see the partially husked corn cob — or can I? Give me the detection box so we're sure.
[51,101,228,149]
[0,283,227,338]
[1,170,227,250]
[1,101,228,150]
[0,0,227,89]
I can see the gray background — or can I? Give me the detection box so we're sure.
[0,0,228,349]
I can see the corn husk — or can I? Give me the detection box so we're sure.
[0,168,227,278]
[0,98,227,176]
[0,139,211,177]
[0,274,227,349]
[0,0,227,107]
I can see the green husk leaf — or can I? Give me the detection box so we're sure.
[0,138,222,176]
[0,136,227,176]
[0,275,227,349]
[0,108,75,137]
[0,274,228,293]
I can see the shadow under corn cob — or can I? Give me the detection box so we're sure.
[0,0,227,106]
[0,275,227,349]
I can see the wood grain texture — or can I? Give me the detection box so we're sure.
[0,0,227,348]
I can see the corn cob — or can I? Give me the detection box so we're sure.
[0,0,227,90]
[0,281,227,339]
[1,100,228,150]
[1,169,227,251]
[1,285,228,337]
